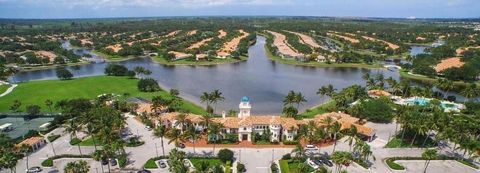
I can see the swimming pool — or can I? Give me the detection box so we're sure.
[402,97,464,112]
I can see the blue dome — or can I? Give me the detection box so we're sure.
[241,96,249,102]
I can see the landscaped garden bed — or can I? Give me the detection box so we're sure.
[385,156,479,170]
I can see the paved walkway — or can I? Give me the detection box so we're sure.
[0,84,17,97]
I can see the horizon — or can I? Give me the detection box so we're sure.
[1,0,480,19]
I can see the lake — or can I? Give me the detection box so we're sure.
[7,36,429,114]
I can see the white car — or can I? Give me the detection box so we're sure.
[307,158,319,169]
[305,144,319,151]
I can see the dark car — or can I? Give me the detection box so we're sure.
[101,159,108,165]
[313,160,323,166]
[321,159,333,167]
[178,143,186,148]
[110,159,117,166]
[137,170,151,173]
[26,166,42,173]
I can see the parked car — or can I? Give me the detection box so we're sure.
[26,166,42,173]
[313,159,323,166]
[306,158,319,169]
[146,126,152,131]
[110,159,117,166]
[137,170,151,173]
[321,159,333,167]
[101,159,108,165]
[305,144,318,151]
[159,160,167,168]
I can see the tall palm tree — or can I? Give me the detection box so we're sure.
[210,89,225,114]
[362,72,370,82]
[208,123,222,155]
[167,128,182,148]
[422,149,438,173]
[83,123,98,151]
[175,112,189,133]
[1,151,18,173]
[153,125,167,156]
[332,151,353,173]
[282,106,298,118]
[435,79,454,98]
[185,125,199,155]
[317,84,336,98]
[330,122,342,153]
[344,125,358,151]
[283,90,297,106]
[201,114,213,132]
[64,119,83,155]
[292,143,305,161]
[200,92,212,111]
[293,92,307,110]
[45,99,53,112]
[152,96,169,114]
[460,83,479,103]
[20,144,31,170]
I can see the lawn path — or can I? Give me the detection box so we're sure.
[0,84,17,97]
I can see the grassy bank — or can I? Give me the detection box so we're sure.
[0,84,10,94]
[151,55,247,66]
[299,100,336,119]
[399,70,477,87]
[264,45,382,69]
[91,50,136,62]
[0,76,206,114]
[17,61,91,72]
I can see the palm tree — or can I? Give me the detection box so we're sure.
[317,84,336,98]
[435,79,454,98]
[208,123,222,155]
[64,160,90,173]
[45,99,53,112]
[292,143,305,161]
[330,122,342,153]
[282,106,298,118]
[200,92,212,111]
[344,125,358,151]
[201,114,213,132]
[195,160,210,173]
[422,149,438,173]
[83,123,98,151]
[152,96,169,114]
[153,125,167,156]
[64,119,83,155]
[185,125,199,155]
[1,150,18,173]
[374,74,385,89]
[353,140,375,162]
[167,128,182,148]
[175,112,189,133]
[210,89,225,114]
[283,90,296,106]
[362,72,370,81]
[460,83,479,103]
[331,151,353,173]
[211,165,224,173]
[293,92,307,110]
[20,144,31,170]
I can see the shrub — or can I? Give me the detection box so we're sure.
[104,64,129,76]
[41,159,53,167]
[270,162,279,173]
[47,134,61,142]
[217,149,234,162]
[137,78,161,92]
[281,153,291,160]
[237,163,246,172]
[385,158,405,170]
[56,67,73,80]
[282,140,299,145]
[70,138,81,145]
[118,155,127,168]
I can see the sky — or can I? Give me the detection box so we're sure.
[0,0,479,19]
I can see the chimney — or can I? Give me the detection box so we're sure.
[222,111,226,118]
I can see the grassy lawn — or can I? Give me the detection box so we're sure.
[0,84,10,94]
[151,55,247,65]
[399,70,478,87]
[189,158,224,169]
[91,50,134,62]
[279,159,314,173]
[385,132,436,148]
[78,137,98,146]
[264,45,382,69]
[144,158,159,169]
[300,100,336,119]
[0,76,206,114]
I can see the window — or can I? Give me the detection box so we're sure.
[243,127,246,130]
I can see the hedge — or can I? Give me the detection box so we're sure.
[41,154,92,167]
[385,156,479,170]
[385,158,404,170]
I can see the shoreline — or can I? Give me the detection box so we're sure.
[150,55,248,66]
[15,61,92,72]
[264,44,383,69]
[399,70,478,87]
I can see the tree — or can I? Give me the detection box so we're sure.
[331,151,353,173]
[26,105,41,117]
[292,143,305,161]
[154,125,167,156]
[10,100,21,113]
[283,90,296,106]
[64,119,83,155]
[64,160,90,173]
[20,144,31,171]
[217,149,234,163]
[293,92,307,110]
[344,126,358,151]
[133,66,152,78]
[331,122,342,153]
[210,90,225,114]
[45,99,53,112]
[282,106,298,118]
[104,64,129,76]
[167,128,182,148]
[137,78,161,92]
[200,92,212,111]
[317,84,336,98]
[56,67,73,80]
[1,151,18,173]
[422,149,438,173]
[460,83,479,103]
[208,123,222,155]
